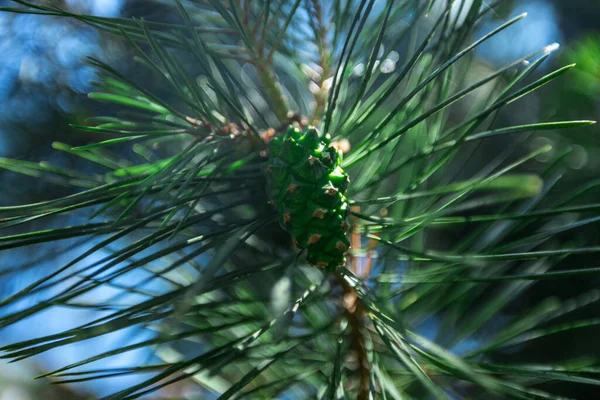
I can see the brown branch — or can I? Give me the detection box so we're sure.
[256,60,290,122]
[332,205,371,399]
[231,0,290,122]
[336,274,370,400]
[184,116,258,146]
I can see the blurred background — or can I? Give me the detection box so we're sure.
[0,0,598,398]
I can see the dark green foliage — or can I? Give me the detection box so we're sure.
[266,126,350,272]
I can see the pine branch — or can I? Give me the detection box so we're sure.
[0,1,598,398]
[306,0,333,125]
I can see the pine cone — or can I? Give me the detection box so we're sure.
[265,125,350,273]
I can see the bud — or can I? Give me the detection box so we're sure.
[265,125,351,272]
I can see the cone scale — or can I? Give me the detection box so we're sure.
[265,125,350,273]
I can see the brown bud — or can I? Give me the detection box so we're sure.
[186,116,204,126]
[287,183,298,193]
[331,138,351,154]
[340,221,350,230]
[335,241,348,251]
[312,209,327,219]
[325,187,338,196]
[283,212,291,223]
[267,199,275,205]
[308,234,322,244]
[308,155,318,165]
[260,128,276,142]
[317,261,328,268]
[228,122,239,135]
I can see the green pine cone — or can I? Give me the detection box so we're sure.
[265,125,351,273]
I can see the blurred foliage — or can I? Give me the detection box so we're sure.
[564,35,600,99]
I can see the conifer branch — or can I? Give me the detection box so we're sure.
[334,205,371,399]
[338,275,370,400]
[307,0,333,125]
[256,59,291,122]
[229,0,291,122]
[0,1,598,398]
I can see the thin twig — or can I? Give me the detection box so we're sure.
[336,274,370,400]
[308,0,333,125]
[232,0,290,122]
[333,204,371,399]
